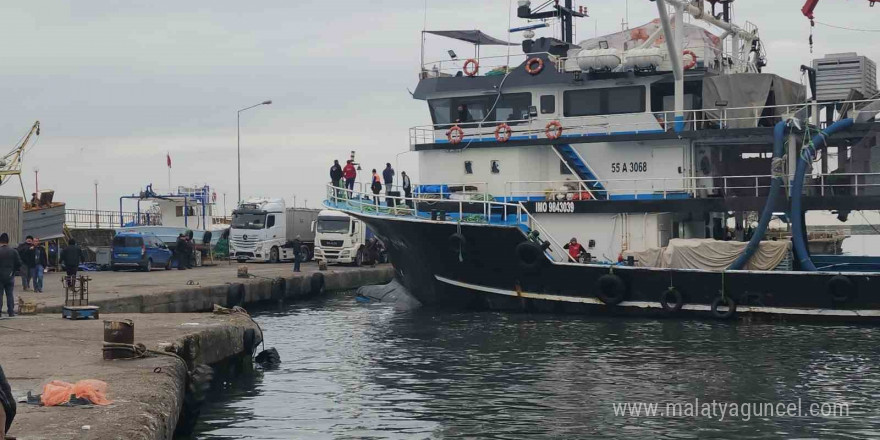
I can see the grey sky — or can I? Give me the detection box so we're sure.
[1,0,876,215]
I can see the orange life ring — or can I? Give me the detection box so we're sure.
[525,57,544,75]
[463,58,479,77]
[683,50,697,70]
[495,123,512,143]
[446,125,464,144]
[545,120,563,140]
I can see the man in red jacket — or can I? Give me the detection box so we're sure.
[343,160,357,194]
[563,237,587,263]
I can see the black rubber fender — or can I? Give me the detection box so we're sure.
[660,287,684,313]
[827,275,856,303]
[0,364,14,435]
[711,296,737,320]
[596,274,626,306]
[515,241,545,272]
[310,272,325,295]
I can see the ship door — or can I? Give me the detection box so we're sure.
[651,147,684,195]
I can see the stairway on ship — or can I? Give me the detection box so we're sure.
[553,144,608,200]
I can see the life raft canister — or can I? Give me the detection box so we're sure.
[683,50,697,70]
[446,125,464,145]
[545,120,563,140]
[495,123,512,143]
[463,58,480,77]
[525,57,544,75]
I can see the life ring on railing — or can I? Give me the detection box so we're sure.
[596,274,626,306]
[525,57,544,75]
[660,286,684,313]
[463,58,479,77]
[710,296,736,319]
[446,125,464,145]
[683,50,697,70]
[545,120,563,140]
[495,123,512,143]
[516,241,545,272]
[827,275,856,303]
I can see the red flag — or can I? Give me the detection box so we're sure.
[167,153,172,168]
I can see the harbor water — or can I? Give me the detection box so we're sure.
[192,284,880,439]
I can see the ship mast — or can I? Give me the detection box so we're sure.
[516,0,587,44]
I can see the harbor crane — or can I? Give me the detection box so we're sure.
[0,121,40,199]
[803,0,878,23]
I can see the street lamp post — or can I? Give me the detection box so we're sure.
[94,180,99,228]
[237,100,272,205]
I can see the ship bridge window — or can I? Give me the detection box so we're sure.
[541,95,556,114]
[563,86,645,117]
[428,93,532,127]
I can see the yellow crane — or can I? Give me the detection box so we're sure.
[0,121,40,200]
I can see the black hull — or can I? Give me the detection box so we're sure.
[356,213,880,323]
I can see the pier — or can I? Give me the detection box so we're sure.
[1,263,394,439]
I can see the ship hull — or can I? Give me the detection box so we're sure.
[355,213,880,323]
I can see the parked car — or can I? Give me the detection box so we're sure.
[111,232,173,271]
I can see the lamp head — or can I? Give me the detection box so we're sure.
[262,100,273,105]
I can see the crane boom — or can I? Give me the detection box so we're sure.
[0,121,41,199]
[803,0,879,22]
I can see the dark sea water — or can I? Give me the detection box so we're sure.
[191,292,880,440]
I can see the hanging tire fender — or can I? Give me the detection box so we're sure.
[448,232,468,254]
[711,296,737,320]
[515,241,545,272]
[596,274,626,306]
[827,275,856,303]
[660,287,684,313]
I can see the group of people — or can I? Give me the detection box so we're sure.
[329,161,413,206]
[0,234,84,318]
[174,232,197,270]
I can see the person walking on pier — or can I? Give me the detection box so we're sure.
[17,236,34,291]
[370,169,382,205]
[401,171,412,207]
[343,160,357,195]
[60,239,83,287]
[0,233,23,318]
[32,238,47,293]
[383,163,395,195]
[292,235,303,273]
[175,234,188,270]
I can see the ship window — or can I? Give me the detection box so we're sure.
[428,93,532,126]
[563,86,645,117]
[267,215,276,228]
[464,161,473,174]
[491,160,501,174]
[560,160,573,175]
[541,95,556,114]
[176,206,196,217]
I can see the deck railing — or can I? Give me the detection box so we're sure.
[66,209,162,229]
[409,98,880,148]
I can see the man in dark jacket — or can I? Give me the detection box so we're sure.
[0,233,23,317]
[291,235,302,272]
[17,236,34,291]
[0,363,15,439]
[330,160,343,187]
[175,234,187,270]
[401,171,412,207]
[32,238,48,293]
[382,163,394,195]
[60,239,83,287]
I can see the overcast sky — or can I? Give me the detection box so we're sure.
[1,0,877,216]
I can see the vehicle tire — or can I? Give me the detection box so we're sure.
[515,241,545,272]
[354,248,364,267]
[143,259,152,272]
[710,296,737,320]
[300,245,311,262]
[596,274,626,306]
[659,287,684,313]
[827,275,856,303]
[270,247,280,264]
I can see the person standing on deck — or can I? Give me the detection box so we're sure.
[330,160,343,188]
[60,239,83,286]
[563,238,588,263]
[401,171,412,207]
[32,238,47,293]
[383,163,395,195]
[0,233,23,318]
[370,169,382,205]
[17,237,34,291]
[343,160,357,194]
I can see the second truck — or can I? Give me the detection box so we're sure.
[229,198,319,263]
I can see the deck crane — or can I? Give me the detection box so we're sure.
[803,0,878,24]
[0,121,40,199]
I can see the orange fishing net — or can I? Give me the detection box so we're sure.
[40,380,112,406]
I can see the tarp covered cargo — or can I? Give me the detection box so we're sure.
[702,74,806,128]
[624,238,791,271]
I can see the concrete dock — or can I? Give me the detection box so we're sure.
[2,262,397,439]
[1,312,259,440]
[16,262,394,314]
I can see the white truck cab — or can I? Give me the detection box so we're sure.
[229,198,320,263]
[313,209,369,265]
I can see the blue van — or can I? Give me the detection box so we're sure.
[111,232,173,271]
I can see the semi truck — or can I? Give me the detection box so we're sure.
[229,198,319,263]
[313,209,379,266]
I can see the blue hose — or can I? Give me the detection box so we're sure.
[791,118,854,271]
[729,121,788,270]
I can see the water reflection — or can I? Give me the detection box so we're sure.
[193,292,880,439]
